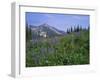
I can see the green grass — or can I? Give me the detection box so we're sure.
[26,30,89,67]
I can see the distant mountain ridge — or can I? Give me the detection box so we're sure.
[29,23,66,38]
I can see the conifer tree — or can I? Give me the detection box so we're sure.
[76,24,80,32]
[71,26,73,32]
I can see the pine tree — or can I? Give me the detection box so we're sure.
[88,25,90,30]
[68,28,70,33]
[67,28,69,34]
[76,25,80,32]
[79,25,82,31]
[71,26,73,32]
[26,23,32,42]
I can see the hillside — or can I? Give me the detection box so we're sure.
[26,30,89,67]
[30,23,66,39]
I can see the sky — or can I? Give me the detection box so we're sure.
[26,12,90,32]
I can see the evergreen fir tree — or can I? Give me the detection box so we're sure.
[67,28,69,34]
[76,24,80,32]
[71,26,73,32]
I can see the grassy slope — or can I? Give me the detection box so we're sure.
[26,30,89,67]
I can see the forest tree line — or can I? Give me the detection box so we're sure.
[26,23,89,41]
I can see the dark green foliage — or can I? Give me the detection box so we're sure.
[71,26,73,32]
[26,23,32,42]
[26,27,89,67]
[76,25,80,32]
[66,25,84,34]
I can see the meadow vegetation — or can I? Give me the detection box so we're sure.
[26,25,89,67]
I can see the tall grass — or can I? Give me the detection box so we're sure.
[26,30,89,67]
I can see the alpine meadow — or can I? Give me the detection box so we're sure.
[25,12,90,67]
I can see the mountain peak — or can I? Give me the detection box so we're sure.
[30,23,66,36]
[39,23,51,27]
